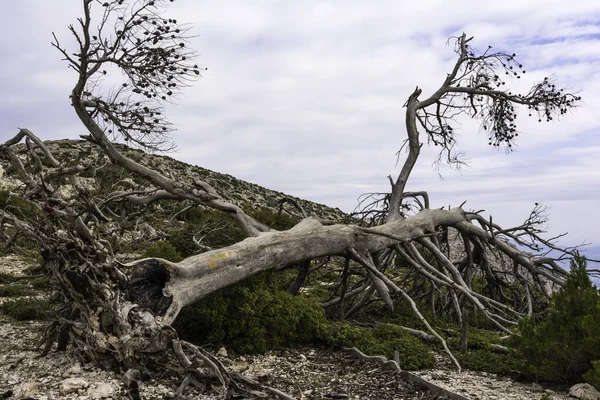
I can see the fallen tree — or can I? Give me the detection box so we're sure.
[0,0,590,397]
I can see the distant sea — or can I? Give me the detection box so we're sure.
[581,245,600,264]
[579,245,600,287]
[513,243,600,287]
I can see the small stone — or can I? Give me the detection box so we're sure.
[12,381,41,400]
[217,347,228,357]
[327,392,348,399]
[67,363,82,374]
[530,382,543,391]
[569,383,600,400]
[60,377,89,395]
[255,368,273,379]
[88,383,115,399]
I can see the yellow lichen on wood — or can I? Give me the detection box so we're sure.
[207,252,229,269]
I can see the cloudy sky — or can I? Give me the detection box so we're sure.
[1,1,599,260]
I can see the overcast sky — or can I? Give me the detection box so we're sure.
[1,1,599,259]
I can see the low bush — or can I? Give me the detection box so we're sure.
[173,272,330,354]
[168,206,297,258]
[447,327,503,351]
[29,276,51,289]
[0,298,51,320]
[326,322,436,370]
[168,207,245,257]
[0,273,16,284]
[142,241,183,262]
[583,361,600,390]
[509,255,600,386]
[458,349,519,375]
[0,284,35,297]
[247,207,297,231]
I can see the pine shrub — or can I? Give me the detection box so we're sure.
[510,255,600,385]
[326,322,436,370]
[173,272,330,354]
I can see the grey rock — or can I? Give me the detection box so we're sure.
[88,382,115,399]
[569,383,600,400]
[12,381,41,400]
[66,363,82,375]
[530,382,543,391]
[217,347,228,357]
[60,377,89,395]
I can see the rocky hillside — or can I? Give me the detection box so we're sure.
[2,139,347,222]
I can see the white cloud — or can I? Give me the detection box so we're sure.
[1,0,599,249]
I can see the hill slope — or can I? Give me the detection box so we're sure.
[31,139,348,222]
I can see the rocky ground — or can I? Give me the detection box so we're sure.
[0,323,434,400]
[0,256,582,399]
[0,330,575,400]
[413,368,569,400]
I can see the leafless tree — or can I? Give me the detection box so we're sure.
[0,0,592,397]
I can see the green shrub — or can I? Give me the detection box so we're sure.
[326,322,436,370]
[247,207,297,231]
[29,277,51,289]
[447,327,502,351]
[0,299,50,320]
[142,241,183,262]
[0,273,16,284]
[0,284,35,297]
[169,208,245,257]
[583,360,600,390]
[173,272,330,354]
[509,255,600,384]
[168,206,297,258]
[458,349,519,375]
[388,302,433,329]
[0,190,40,219]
